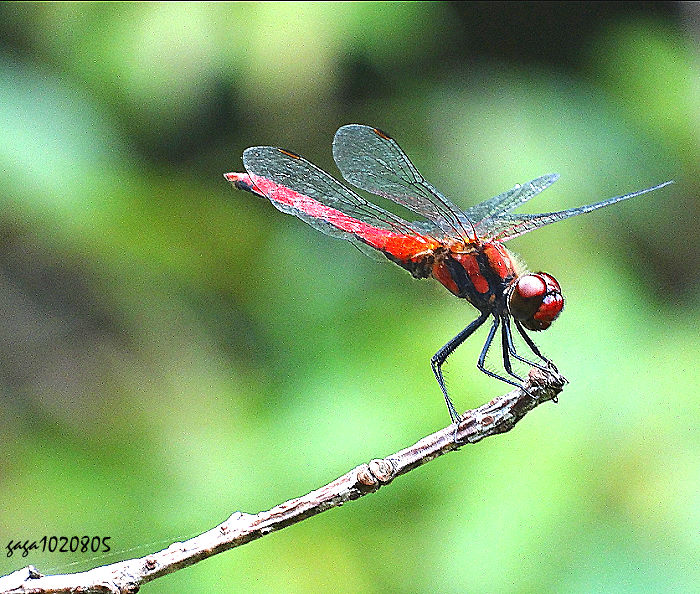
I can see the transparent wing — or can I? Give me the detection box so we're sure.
[481,181,674,243]
[244,146,416,233]
[240,147,440,261]
[467,174,560,224]
[332,124,473,241]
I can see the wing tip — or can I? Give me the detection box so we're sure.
[625,179,674,199]
[334,123,385,143]
[242,146,269,158]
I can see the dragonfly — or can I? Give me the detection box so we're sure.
[224,124,672,423]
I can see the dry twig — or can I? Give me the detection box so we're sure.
[0,367,566,594]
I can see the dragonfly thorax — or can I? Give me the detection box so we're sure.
[430,241,521,312]
[508,272,564,331]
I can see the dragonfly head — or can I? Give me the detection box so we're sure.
[508,272,564,331]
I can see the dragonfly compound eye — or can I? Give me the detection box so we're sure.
[509,273,564,331]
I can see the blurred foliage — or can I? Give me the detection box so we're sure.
[0,2,697,592]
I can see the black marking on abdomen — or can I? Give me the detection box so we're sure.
[382,249,433,279]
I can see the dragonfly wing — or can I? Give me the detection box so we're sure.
[467,174,560,224]
[236,148,440,262]
[332,124,472,240]
[225,171,388,262]
[482,181,674,242]
[243,146,400,230]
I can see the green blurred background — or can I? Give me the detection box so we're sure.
[0,2,697,592]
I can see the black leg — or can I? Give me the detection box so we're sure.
[475,316,523,389]
[431,310,490,423]
[502,314,550,373]
[500,316,525,382]
[514,319,558,372]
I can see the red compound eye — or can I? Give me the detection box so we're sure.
[509,273,564,331]
[514,274,547,299]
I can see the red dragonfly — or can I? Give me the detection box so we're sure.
[225,125,671,422]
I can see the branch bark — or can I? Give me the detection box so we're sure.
[0,367,566,594]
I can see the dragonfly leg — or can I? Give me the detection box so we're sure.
[502,314,550,373]
[431,311,490,423]
[499,318,525,382]
[514,319,558,373]
[475,317,524,390]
